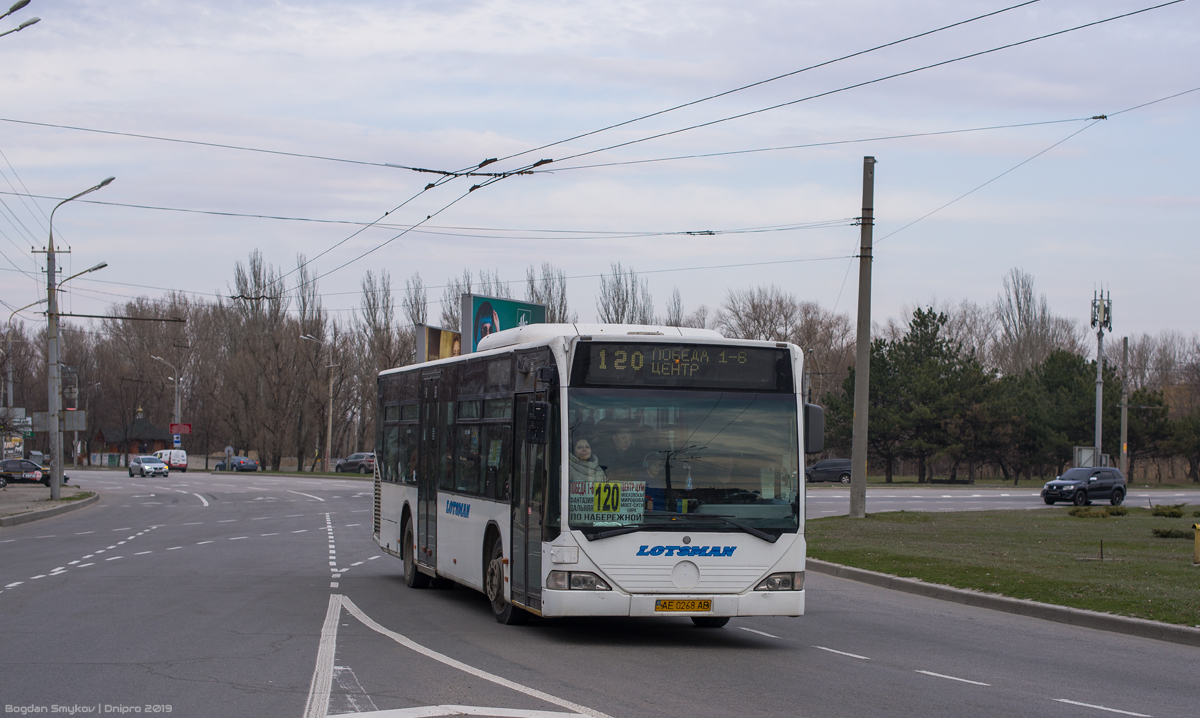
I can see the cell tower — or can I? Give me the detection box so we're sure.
[1091,288,1112,461]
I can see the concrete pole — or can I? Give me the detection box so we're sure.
[849,156,875,519]
[324,359,333,473]
[1120,336,1128,475]
[46,233,62,499]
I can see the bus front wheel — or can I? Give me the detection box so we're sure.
[691,616,730,628]
[402,520,430,589]
[486,538,528,625]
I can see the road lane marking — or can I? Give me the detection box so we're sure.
[915,670,989,686]
[302,594,343,718]
[261,532,279,536]
[251,516,271,520]
[289,490,326,502]
[77,563,93,568]
[135,551,152,555]
[192,493,209,506]
[230,537,247,540]
[337,596,614,718]
[218,519,236,523]
[738,627,779,638]
[286,514,304,517]
[75,531,94,535]
[1052,699,1151,716]
[813,645,870,660]
[183,522,203,525]
[292,529,308,533]
[167,547,181,550]
[105,556,123,561]
[111,527,131,531]
[197,541,213,545]
[349,708,588,718]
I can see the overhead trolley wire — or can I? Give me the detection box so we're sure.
[533,0,1188,168]
[486,0,1045,166]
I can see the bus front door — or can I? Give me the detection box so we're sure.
[418,374,441,569]
[511,394,546,611]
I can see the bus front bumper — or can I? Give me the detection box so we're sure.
[539,589,803,618]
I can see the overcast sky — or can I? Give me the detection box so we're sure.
[0,0,1196,342]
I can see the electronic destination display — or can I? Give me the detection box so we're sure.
[570,342,792,392]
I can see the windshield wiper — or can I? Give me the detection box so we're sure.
[684,515,778,543]
[586,522,685,540]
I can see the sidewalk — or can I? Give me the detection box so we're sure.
[0,484,97,527]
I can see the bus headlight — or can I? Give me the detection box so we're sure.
[547,571,611,591]
[754,571,804,591]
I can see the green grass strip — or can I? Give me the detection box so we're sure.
[806,506,1200,626]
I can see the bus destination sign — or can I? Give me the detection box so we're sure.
[571,342,791,391]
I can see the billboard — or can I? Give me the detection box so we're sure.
[460,294,547,353]
[415,324,462,363]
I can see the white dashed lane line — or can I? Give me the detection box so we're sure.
[1052,699,1151,717]
[915,670,990,686]
[813,645,870,660]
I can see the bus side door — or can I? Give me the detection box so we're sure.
[511,394,547,611]
[418,373,442,568]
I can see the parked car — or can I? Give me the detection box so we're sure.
[1041,467,1127,506]
[0,458,67,487]
[129,455,169,477]
[336,452,375,474]
[154,449,188,472]
[214,456,259,472]
[805,458,852,484]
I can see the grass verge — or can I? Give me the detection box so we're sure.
[806,506,1200,626]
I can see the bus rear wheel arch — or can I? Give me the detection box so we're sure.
[402,519,430,589]
[691,616,730,628]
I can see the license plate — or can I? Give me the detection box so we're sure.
[654,599,712,612]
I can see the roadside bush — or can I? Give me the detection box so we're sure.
[1068,507,1107,518]
[1104,506,1128,517]
[1150,504,1185,518]
[1151,528,1193,539]
[1193,510,1200,518]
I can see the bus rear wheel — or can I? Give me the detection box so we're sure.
[691,616,730,628]
[402,520,430,589]
[486,538,528,625]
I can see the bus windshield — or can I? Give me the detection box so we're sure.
[566,388,800,538]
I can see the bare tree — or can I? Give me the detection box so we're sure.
[596,262,654,324]
[714,285,800,341]
[525,263,577,324]
[661,287,708,329]
[403,272,428,327]
[992,268,1085,375]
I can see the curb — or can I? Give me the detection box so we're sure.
[806,558,1200,648]
[0,493,100,527]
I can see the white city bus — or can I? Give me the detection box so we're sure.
[372,323,824,626]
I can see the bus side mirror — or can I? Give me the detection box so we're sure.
[527,401,550,444]
[803,404,824,455]
[535,365,559,386]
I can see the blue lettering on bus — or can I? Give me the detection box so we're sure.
[445,500,470,518]
[636,545,736,557]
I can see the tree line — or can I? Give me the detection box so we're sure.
[1,258,1196,482]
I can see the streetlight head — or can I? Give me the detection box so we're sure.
[16,15,37,28]
[8,1,30,15]
[89,262,108,272]
[98,176,115,188]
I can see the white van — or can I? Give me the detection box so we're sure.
[154,449,188,472]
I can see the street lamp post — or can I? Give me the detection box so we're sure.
[301,334,335,473]
[44,176,114,499]
[150,355,181,427]
[0,1,38,38]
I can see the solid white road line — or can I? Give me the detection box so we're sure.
[347,707,587,718]
[1052,699,1152,717]
[738,627,779,639]
[338,595,614,718]
[302,593,342,718]
[192,493,209,507]
[813,645,870,660]
[915,670,989,686]
[289,490,326,502]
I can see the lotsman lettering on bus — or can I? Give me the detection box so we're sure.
[636,545,737,557]
[445,500,470,518]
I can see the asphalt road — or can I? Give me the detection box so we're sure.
[1,469,1196,718]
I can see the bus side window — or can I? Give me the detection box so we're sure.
[483,423,512,501]
[456,425,482,494]
[399,425,419,484]
[384,426,400,483]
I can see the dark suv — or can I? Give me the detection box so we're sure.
[336,453,375,474]
[805,458,852,484]
[1042,467,1127,506]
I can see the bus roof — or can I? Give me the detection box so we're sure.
[476,323,723,351]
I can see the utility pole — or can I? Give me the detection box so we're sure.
[1120,336,1129,475]
[1091,288,1112,465]
[849,156,875,519]
[39,176,114,499]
